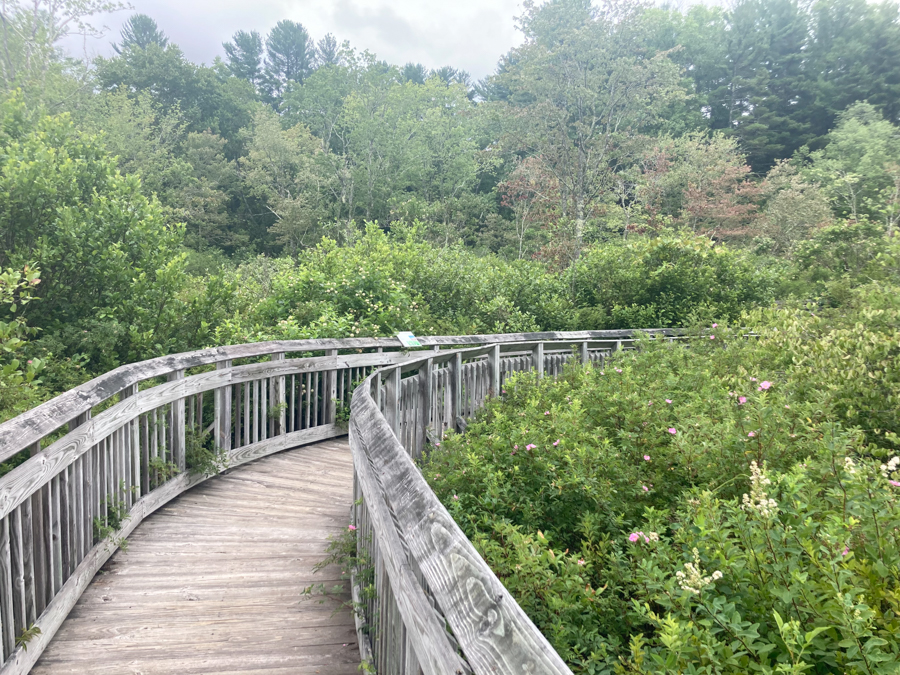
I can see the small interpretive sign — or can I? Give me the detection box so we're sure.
[397,332,421,348]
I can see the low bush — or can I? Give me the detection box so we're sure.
[423,282,900,674]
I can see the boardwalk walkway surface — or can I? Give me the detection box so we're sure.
[31,439,361,675]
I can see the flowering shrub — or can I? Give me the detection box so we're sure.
[423,285,900,673]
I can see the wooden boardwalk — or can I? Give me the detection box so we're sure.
[31,439,361,675]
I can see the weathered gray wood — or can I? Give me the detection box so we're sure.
[0,333,672,675]
[0,330,680,464]
[351,384,572,675]
[139,416,149,498]
[9,509,25,637]
[28,445,45,617]
[243,383,251,446]
[270,353,286,436]
[487,344,501,398]
[417,359,433,459]
[0,516,13,659]
[450,352,461,435]
[214,361,233,453]
[167,372,186,472]
[9,435,355,675]
[349,421,469,675]
[324,349,338,426]
[384,367,400,435]
[532,342,544,379]
[58,467,70,585]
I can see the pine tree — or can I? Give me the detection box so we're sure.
[264,20,316,99]
[223,31,264,88]
[112,14,169,54]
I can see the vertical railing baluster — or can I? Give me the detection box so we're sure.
[312,372,319,427]
[289,375,296,433]
[244,384,251,446]
[10,507,26,636]
[29,442,46,615]
[384,367,400,435]
[59,465,70,583]
[533,342,544,378]
[84,447,94,558]
[141,416,150,497]
[271,353,286,436]
[417,358,433,458]
[234,382,241,449]
[253,380,260,443]
[451,352,461,433]
[214,361,232,453]
[488,344,501,398]
[20,500,35,628]
[325,349,338,426]
[0,515,14,658]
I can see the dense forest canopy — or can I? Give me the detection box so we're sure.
[0,0,897,426]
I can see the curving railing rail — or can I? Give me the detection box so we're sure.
[0,329,674,674]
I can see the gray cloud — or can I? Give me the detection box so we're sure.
[69,0,524,80]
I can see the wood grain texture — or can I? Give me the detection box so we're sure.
[0,330,679,463]
[351,365,574,675]
[29,440,360,675]
[349,422,469,675]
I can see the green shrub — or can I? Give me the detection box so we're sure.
[423,285,900,673]
[571,233,781,329]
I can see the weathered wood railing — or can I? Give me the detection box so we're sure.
[0,329,671,673]
[347,332,669,674]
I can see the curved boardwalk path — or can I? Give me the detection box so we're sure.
[30,439,361,675]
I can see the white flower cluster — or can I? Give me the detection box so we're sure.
[675,548,723,595]
[844,457,857,474]
[881,456,900,478]
[742,461,779,518]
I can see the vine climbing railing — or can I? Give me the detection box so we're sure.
[0,329,675,674]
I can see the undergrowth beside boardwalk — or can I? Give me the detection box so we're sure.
[422,283,900,674]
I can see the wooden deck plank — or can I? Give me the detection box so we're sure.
[32,440,361,674]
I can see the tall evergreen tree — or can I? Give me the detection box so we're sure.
[223,30,264,88]
[401,62,427,85]
[727,0,812,170]
[112,14,169,54]
[264,20,316,99]
[316,33,340,66]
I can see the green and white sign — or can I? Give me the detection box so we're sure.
[397,332,421,348]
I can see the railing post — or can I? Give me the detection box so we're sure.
[580,341,590,364]
[488,344,501,397]
[451,351,462,432]
[384,366,400,435]
[119,383,142,505]
[166,372,185,472]
[325,349,338,426]
[417,357,433,458]
[532,342,544,379]
[215,360,232,452]
[68,410,90,433]
[270,353,286,435]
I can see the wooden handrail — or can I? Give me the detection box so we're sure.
[0,329,674,674]
[0,329,673,465]
[346,335,643,674]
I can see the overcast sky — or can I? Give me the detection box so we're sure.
[72,0,527,81]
